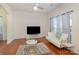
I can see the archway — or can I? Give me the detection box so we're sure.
[0,4,14,44]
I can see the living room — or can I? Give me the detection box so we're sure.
[0,3,79,55]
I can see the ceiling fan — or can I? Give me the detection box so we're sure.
[33,3,44,10]
[33,3,53,11]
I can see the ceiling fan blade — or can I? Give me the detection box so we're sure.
[37,6,44,9]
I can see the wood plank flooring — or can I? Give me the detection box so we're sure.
[0,37,77,55]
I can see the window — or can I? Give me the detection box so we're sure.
[50,11,72,43]
[50,16,62,33]
[50,17,57,32]
[50,16,62,32]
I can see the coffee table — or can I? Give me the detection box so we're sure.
[26,39,37,45]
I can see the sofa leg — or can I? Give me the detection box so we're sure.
[60,48,65,54]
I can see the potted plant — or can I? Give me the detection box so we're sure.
[26,35,37,45]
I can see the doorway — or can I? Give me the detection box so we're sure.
[0,16,3,40]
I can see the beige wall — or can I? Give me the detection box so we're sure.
[48,3,79,54]
[0,5,7,40]
[12,11,49,39]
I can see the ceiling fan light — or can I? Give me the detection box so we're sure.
[33,6,38,10]
[36,3,39,6]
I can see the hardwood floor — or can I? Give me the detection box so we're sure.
[0,37,77,55]
[0,40,7,54]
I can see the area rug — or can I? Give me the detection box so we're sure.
[16,43,52,55]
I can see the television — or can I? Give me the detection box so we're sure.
[27,26,40,34]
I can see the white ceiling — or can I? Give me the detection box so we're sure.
[6,3,60,14]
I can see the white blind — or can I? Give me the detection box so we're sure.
[62,13,70,33]
[50,16,62,33]
[50,17,57,32]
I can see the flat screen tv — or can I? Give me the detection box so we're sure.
[27,26,40,34]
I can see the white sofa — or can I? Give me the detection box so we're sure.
[46,32,61,48]
[46,32,73,48]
